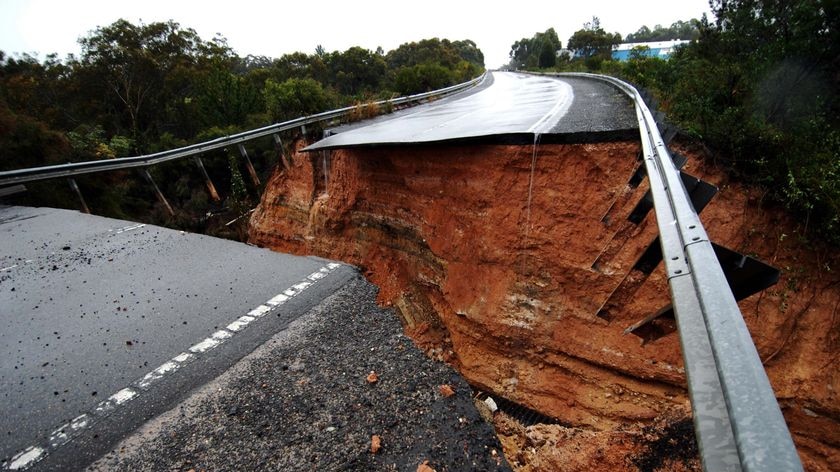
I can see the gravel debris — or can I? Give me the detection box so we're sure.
[88,274,509,471]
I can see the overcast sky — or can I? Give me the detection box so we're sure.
[0,0,714,69]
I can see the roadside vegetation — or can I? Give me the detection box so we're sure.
[0,20,484,236]
[510,0,839,245]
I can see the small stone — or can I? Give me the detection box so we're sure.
[371,434,382,454]
[484,396,498,413]
[366,371,378,384]
[326,426,336,432]
[417,460,436,472]
[438,384,455,398]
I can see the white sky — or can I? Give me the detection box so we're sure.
[0,0,713,69]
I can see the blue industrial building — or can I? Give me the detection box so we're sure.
[612,40,690,61]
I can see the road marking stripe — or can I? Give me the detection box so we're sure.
[7,447,44,470]
[226,315,255,332]
[113,223,146,234]
[136,361,180,390]
[189,337,221,353]
[527,80,574,134]
[1,262,343,470]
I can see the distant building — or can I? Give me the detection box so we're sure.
[612,40,690,61]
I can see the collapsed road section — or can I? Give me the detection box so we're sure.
[248,72,839,470]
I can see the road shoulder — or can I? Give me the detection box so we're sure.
[88,274,509,471]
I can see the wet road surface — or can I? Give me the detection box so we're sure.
[0,206,354,470]
[305,71,637,150]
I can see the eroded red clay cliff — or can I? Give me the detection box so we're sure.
[249,138,839,471]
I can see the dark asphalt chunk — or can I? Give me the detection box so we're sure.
[89,275,510,471]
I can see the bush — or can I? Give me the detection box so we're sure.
[263,78,335,122]
[394,63,454,95]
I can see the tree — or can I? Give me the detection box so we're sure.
[625,20,700,42]
[394,63,453,95]
[508,28,561,70]
[661,0,840,243]
[78,19,232,150]
[325,46,388,96]
[567,17,622,58]
[195,65,262,129]
[263,78,334,121]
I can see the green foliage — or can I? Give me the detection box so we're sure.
[394,63,453,95]
[263,78,335,121]
[77,19,234,150]
[0,18,485,240]
[65,125,133,159]
[0,102,69,170]
[387,39,484,95]
[509,28,562,70]
[625,20,699,42]
[567,17,622,59]
[387,38,484,70]
[655,1,840,243]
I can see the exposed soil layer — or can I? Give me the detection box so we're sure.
[249,138,840,471]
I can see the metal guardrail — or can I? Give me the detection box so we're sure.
[553,72,802,471]
[0,74,486,187]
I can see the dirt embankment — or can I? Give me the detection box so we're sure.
[248,138,839,471]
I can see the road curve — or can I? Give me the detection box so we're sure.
[305,71,637,150]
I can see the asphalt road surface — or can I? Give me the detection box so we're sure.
[305,71,637,150]
[0,206,355,470]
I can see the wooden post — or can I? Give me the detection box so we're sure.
[193,156,220,201]
[67,178,90,214]
[142,169,175,216]
[237,144,260,187]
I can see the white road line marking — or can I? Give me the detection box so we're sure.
[211,330,232,341]
[109,388,137,405]
[172,352,193,363]
[94,400,114,414]
[226,315,255,332]
[2,263,343,471]
[69,414,89,431]
[249,304,272,316]
[48,426,69,448]
[114,223,146,234]
[7,446,45,470]
[136,361,180,390]
[189,337,220,353]
[293,281,312,291]
[1,264,18,272]
[266,294,288,306]
[527,81,574,134]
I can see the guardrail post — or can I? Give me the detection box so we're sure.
[67,178,90,214]
[193,156,220,201]
[237,144,260,187]
[273,134,291,170]
[142,169,175,216]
